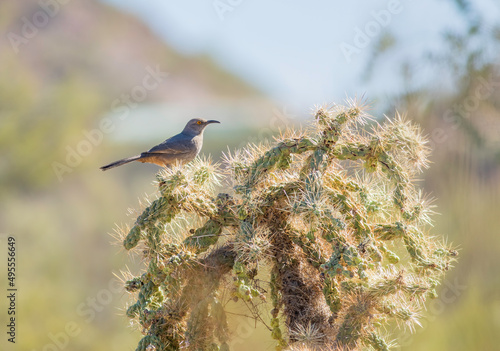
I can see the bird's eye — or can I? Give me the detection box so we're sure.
[197,121,202,125]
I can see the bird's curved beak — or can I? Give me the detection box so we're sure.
[206,120,220,124]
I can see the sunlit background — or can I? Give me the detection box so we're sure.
[1,0,500,350]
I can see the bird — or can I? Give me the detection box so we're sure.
[100,118,220,171]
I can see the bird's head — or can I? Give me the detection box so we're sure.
[182,118,220,136]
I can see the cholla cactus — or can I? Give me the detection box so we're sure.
[119,100,457,351]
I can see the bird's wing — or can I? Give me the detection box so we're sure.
[146,134,194,155]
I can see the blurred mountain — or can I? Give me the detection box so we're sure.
[0,0,271,191]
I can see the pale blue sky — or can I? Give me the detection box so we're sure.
[101,0,500,112]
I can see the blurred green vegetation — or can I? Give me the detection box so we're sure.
[0,0,499,350]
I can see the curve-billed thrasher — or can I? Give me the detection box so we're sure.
[100,118,220,171]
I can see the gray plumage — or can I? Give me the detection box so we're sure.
[100,118,220,171]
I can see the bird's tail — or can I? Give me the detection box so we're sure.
[100,155,141,171]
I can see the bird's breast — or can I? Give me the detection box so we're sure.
[192,135,203,152]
